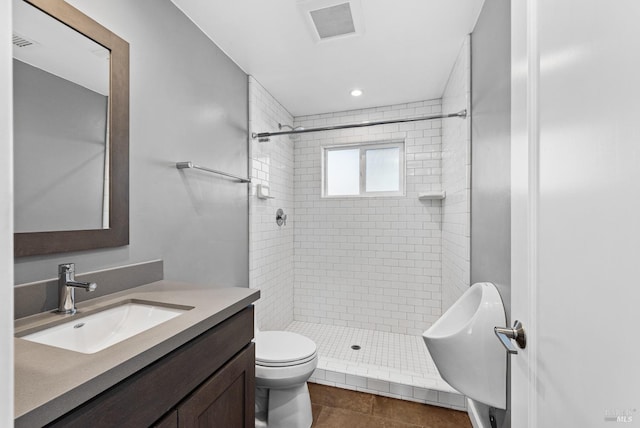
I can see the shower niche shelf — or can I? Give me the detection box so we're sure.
[418,191,446,200]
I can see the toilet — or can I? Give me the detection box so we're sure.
[254,330,318,428]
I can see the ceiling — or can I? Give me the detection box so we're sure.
[171,0,484,117]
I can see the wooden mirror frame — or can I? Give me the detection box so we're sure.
[14,0,129,257]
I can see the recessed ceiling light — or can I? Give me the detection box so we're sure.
[350,89,363,97]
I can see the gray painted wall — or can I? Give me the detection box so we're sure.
[471,0,511,426]
[471,0,511,315]
[14,59,107,233]
[14,0,249,288]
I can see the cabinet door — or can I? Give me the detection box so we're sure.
[178,343,255,428]
[153,410,178,428]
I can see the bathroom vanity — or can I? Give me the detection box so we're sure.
[14,281,259,427]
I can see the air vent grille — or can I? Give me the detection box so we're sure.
[309,2,356,39]
[12,33,36,48]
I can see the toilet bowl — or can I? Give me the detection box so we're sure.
[254,331,318,428]
[422,282,507,409]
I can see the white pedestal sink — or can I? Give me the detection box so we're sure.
[20,301,191,354]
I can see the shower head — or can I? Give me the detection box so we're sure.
[253,123,304,141]
[278,123,305,131]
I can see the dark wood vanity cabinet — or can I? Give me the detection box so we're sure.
[155,345,254,428]
[152,344,254,428]
[47,306,255,428]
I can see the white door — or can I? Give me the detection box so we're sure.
[510,1,640,427]
[0,0,14,424]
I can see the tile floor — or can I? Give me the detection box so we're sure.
[287,321,466,411]
[310,383,472,428]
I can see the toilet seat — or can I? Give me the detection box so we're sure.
[255,331,317,367]
[256,352,317,367]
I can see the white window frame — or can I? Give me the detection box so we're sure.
[321,140,405,198]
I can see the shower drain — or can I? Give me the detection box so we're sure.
[351,345,361,350]
[74,323,85,329]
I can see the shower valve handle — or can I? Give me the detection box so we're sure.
[494,320,526,354]
[276,209,287,227]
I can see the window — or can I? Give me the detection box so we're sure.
[322,141,405,197]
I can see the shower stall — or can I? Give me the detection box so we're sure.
[249,37,471,412]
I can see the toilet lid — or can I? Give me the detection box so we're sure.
[255,331,317,366]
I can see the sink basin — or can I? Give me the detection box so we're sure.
[19,300,192,354]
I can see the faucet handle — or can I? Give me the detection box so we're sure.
[58,263,75,274]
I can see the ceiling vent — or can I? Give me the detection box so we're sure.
[12,33,37,48]
[309,3,355,39]
[298,0,363,43]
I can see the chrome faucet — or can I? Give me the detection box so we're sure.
[57,263,97,314]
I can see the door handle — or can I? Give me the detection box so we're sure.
[494,320,526,354]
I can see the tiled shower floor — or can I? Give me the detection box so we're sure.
[285,321,467,411]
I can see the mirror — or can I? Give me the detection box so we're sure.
[13,0,129,257]
[13,0,110,233]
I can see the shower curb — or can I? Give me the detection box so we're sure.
[308,365,467,412]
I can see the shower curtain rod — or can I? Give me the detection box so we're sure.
[251,109,467,141]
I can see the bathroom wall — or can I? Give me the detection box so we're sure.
[471,0,511,318]
[470,1,511,427]
[293,101,444,335]
[0,0,14,421]
[441,37,472,312]
[249,77,295,331]
[13,0,250,289]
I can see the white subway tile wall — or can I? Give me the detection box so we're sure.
[293,100,444,335]
[441,37,472,312]
[249,77,296,330]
